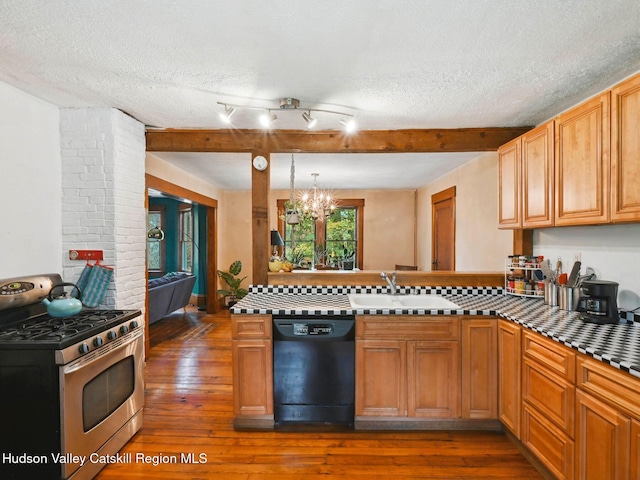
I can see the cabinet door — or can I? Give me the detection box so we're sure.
[232,339,273,416]
[631,419,640,480]
[356,340,406,416]
[611,73,640,222]
[575,389,630,480]
[461,319,497,419]
[522,121,555,227]
[408,340,460,418]
[523,403,575,480]
[498,138,521,228]
[498,320,521,437]
[555,92,610,225]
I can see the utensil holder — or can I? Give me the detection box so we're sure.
[545,282,559,306]
[559,285,581,311]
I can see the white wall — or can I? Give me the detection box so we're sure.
[60,108,147,311]
[417,152,513,271]
[534,225,640,311]
[0,81,62,278]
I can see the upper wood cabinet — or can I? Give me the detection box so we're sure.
[611,73,640,222]
[498,138,521,228]
[555,92,611,226]
[522,122,555,227]
[498,121,554,229]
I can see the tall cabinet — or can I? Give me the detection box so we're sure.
[555,92,611,226]
[498,121,554,229]
[611,73,640,222]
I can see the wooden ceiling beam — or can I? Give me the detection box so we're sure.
[145,127,532,153]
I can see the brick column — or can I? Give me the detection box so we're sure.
[60,108,146,311]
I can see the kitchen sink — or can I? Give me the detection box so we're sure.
[347,293,461,310]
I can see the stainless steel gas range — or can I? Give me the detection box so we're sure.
[0,274,144,480]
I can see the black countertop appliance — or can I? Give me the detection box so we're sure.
[578,279,620,324]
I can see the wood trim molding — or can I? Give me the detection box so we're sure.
[146,174,218,208]
[268,271,503,287]
[146,127,532,153]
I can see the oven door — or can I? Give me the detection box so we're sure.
[60,327,144,479]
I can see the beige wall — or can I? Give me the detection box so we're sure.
[417,152,512,271]
[218,190,253,284]
[146,153,221,200]
[270,188,416,271]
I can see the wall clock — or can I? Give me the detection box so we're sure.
[252,155,268,171]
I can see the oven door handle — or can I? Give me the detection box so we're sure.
[62,329,143,374]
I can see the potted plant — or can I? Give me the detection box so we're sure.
[342,247,355,270]
[283,200,301,225]
[217,260,248,307]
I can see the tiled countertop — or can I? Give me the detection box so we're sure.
[231,285,640,378]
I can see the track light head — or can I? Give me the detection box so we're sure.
[340,118,357,133]
[219,105,235,123]
[259,111,277,128]
[302,111,317,128]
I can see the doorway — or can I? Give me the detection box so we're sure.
[431,186,456,271]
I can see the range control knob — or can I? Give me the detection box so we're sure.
[120,325,129,335]
[107,330,117,341]
[130,320,139,329]
[93,337,103,347]
[78,343,90,354]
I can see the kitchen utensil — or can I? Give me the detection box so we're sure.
[567,261,581,287]
[540,260,554,282]
[556,257,562,277]
[42,282,83,318]
[557,273,568,285]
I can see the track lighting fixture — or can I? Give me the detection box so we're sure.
[217,98,355,131]
[302,111,317,128]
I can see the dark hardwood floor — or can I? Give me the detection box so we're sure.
[96,307,545,479]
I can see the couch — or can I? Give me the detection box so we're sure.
[148,272,197,325]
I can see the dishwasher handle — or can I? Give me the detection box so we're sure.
[273,317,354,341]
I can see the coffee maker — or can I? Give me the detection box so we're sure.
[578,280,620,324]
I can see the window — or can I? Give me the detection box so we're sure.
[277,199,364,269]
[147,208,165,271]
[178,206,193,272]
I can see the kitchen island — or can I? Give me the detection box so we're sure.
[231,282,640,480]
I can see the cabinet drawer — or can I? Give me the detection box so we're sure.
[356,315,460,340]
[578,356,640,419]
[523,331,575,382]
[523,358,575,436]
[232,314,272,339]
[522,403,575,480]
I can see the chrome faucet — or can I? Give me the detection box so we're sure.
[381,271,398,295]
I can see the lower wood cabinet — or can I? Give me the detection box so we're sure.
[356,315,497,424]
[356,339,407,416]
[408,340,460,418]
[631,420,640,480]
[575,389,630,480]
[461,319,497,419]
[231,315,273,421]
[522,402,575,480]
[498,320,521,437]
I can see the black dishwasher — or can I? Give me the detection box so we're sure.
[273,315,355,428]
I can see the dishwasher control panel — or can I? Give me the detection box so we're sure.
[293,323,333,335]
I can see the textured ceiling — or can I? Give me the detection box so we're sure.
[2,0,640,189]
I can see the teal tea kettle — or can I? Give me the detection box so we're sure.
[42,282,83,318]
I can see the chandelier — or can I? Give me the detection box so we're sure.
[217,97,357,132]
[299,173,337,219]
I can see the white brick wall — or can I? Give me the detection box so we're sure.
[60,108,146,312]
